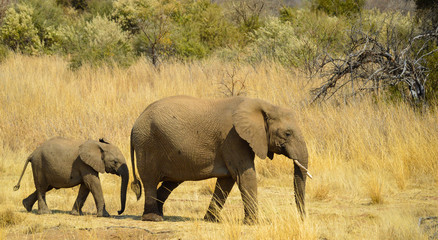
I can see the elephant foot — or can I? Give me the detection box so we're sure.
[37,209,52,215]
[142,213,163,222]
[204,212,220,223]
[71,209,83,216]
[97,209,110,218]
[22,199,33,212]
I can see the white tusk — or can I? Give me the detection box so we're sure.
[294,160,313,179]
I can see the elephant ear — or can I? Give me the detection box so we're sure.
[233,99,269,159]
[79,140,105,173]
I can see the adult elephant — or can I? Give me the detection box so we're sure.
[130,96,310,223]
[14,137,129,217]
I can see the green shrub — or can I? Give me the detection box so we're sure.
[0,3,42,54]
[311,0,365,16]
[21,0,66,53]
[0,44,9,62]
[246,17,317,67]
[86,0,114,16]
[56,0,88,10]
[280,7,348,56]
[424,45,438,103]
[111,0,142,34]
[171,0,238,59]
[112,0,238,61]
[360,9,416,47]
[60,15,134,69]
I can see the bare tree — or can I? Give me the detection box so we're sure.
[138,13,171,67]
[219,67,248,96]
[311,22,438,105]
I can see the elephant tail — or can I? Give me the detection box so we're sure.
[13,154,32,191]
[130,129,142,201]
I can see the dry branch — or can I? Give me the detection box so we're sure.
[311,25,438,105]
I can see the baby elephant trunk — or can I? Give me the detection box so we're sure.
[117,164,129,215]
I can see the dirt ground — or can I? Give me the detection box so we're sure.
[3,184,438,240]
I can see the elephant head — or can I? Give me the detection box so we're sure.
[233,99,309,217]
[79,138,129,215]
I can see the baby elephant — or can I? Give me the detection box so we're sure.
[13,137,129,217]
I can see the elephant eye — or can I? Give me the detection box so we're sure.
[285,130,293,137]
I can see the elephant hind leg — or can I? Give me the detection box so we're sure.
[23,191,38,212]
[157,181,181,216]
[204,177,235,222]
[142,181,163,221]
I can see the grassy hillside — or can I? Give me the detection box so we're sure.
[1,54,437,239]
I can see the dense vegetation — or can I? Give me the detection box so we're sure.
[0,0,436,103]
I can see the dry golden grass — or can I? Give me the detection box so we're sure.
[1,54,438,239]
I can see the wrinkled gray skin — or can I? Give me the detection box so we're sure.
[14,137,129,217]
[130,96,308,223]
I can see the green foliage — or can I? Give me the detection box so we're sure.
[0,44,9,62]
[86,0,114,16]
[111,0,141,34]
[0,3,42,54]
[171,0,238,59]
[246,17,317,67]
[310,0,365,16]
[112,0,238,61]
[56,0,88,10]
[227,0,265,35]
[20,0,66,53]
[415,0,438,30]
[360,9,416,46]
[112,0,176,64]
[59,15,133,69]
[280,7,348,59]
[424,46,438,102]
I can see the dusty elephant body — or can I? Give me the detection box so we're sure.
[130,96,309,223]
[14,137,129,217]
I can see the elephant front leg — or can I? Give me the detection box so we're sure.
[204,177,235,222]
[83,174,109,217]
[237,168,258,224]
[71,184,90,216]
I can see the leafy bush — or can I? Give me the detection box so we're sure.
[60,15,134,69]
[0,3,42,54]
[280,7,347,56]
[246,17,317,67]
[310,0,365,16]
[0,44,9,62]
[20,0,66,53]
[112,0,238,62]
[225,0,265,35]
[0,1,66,54]
[171,0,238,59]
[360,9,416,47]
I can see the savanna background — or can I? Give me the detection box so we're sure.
[0,0,437,239]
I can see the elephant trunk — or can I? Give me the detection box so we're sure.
[117,163,129,215]
[294,157,307,218]
[286,143,308,219]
